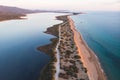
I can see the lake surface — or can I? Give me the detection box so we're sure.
[0,13,63,80]
[71,11,120,80]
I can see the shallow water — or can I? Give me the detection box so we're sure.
[71,11,120,80]
[0,13,63,80]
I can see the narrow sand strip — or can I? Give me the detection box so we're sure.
[68,16,107,80]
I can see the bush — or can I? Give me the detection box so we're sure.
[74,55,81,59]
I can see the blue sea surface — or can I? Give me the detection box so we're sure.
[0,13,63,80]
[71,11,120,80]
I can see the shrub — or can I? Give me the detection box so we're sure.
[74,55,81,59]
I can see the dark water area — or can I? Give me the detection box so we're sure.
[71,11,120,80]
[0,13,63,80]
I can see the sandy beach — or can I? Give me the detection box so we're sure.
[68,16,107,80]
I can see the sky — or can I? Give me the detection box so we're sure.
[0,0,120,11]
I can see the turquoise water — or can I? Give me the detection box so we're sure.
[71,12,120,80]
[0,13,63,80]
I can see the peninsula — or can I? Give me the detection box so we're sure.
[38,14,107,80]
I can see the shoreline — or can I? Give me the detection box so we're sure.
[0,14,27,22]
[68,16,107,80]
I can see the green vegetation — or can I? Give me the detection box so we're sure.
[74,55,81,59]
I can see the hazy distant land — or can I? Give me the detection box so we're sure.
[0,5,34,21]
[0,5,80,21]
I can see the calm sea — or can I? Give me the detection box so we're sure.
[0,13,63,80]
[71,11,120,80]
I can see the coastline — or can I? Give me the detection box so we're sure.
[68,16,107,80]
[38,14,107,80]
[0,15,27,22]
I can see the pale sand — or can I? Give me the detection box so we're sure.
[68,16,107,80]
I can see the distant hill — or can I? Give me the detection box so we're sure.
[0,5,38,21]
